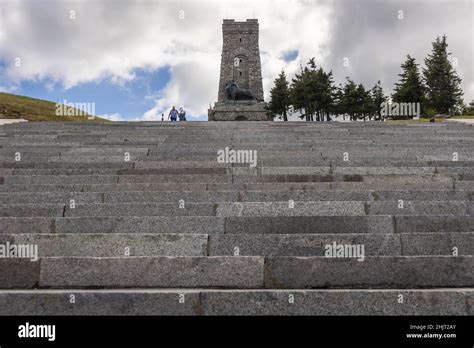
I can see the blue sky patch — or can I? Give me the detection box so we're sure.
[1,66,171,120]
[282,49,299,62]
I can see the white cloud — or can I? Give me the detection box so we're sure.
[143,1,332,120]
[99,113,125,121]
[0,85,18,93]
[0,0,332,120]
[0,0,472,120]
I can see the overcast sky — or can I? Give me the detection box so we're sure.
[0,0,472,120]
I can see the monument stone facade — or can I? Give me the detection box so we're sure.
[208,19,269,121]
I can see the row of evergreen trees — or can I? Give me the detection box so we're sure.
[267,35,465,121]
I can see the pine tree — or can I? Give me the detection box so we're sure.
[302,58,319,121]
[333,84,344,120]
[371,80,387,121]
[318,68,336,121]
[341,78,358,121]
[290,58,322,121]
[392,55,425,113]
[423,35,463,114]
[268,70,291,121]
[355,83,371,121]
[290,58,338,122]
[290,63,312,121]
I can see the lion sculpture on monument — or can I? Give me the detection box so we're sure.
[225,80,263,102]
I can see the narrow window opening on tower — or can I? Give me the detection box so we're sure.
[239,37,242,42]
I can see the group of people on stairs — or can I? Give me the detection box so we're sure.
[164,106,187,122]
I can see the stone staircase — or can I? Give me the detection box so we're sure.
[0,121,473,315]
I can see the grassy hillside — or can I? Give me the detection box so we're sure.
[0,92,109,122]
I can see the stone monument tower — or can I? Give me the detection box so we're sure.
[208,19,269,121]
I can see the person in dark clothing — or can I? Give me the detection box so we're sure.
[168,106,178,122]
[178,106,187,121]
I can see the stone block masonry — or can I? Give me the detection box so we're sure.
[0,120,473,315]
[218,19,263,102]
[209,19,269,121]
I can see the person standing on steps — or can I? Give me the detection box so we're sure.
[168,106,178,122]
[178,106,187,121]
[161,113,164,122]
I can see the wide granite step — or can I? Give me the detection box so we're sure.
[0,289,471,315]
[1,215,473,234]
[3,232,472,257]
[1,256,472,289]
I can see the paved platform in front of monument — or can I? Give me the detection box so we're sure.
[0,121,473,315]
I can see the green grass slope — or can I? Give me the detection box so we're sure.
[0,92,109,122]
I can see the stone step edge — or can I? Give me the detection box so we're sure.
[0,288,472,315]
[1,288,472,293]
